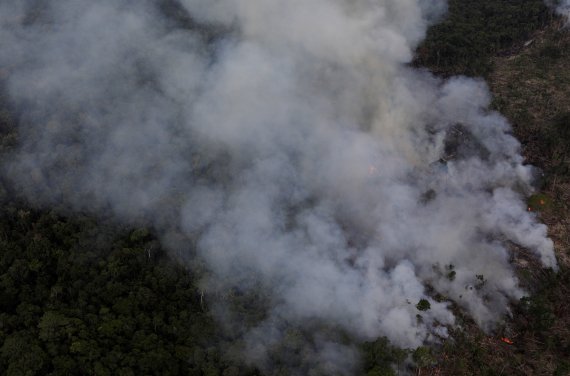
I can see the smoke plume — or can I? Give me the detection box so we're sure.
[0,0,558,373]
[546,0,570,21]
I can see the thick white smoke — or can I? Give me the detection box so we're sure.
[0,0,558,373]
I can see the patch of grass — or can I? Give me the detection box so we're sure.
[527,193,552,212]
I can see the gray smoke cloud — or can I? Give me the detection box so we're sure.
[546,0,570,21]
[558,1,570,20]
[0,0,558,373]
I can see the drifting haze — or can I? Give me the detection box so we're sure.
[558,1,570,20]
[546,0,570,21]
[0,0,558,373]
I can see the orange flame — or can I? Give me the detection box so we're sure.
[501,337,514,345]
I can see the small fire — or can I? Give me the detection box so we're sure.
[500,337,514,345]
[540,199,545,205]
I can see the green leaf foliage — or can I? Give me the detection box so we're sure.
[0,203,258,376]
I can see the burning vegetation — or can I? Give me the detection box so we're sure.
[0,1,568,375]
